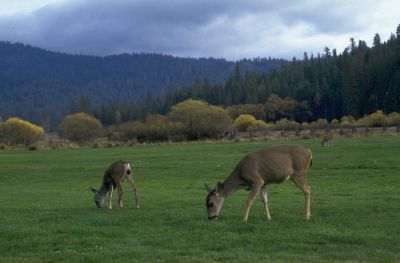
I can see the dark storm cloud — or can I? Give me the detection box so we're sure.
[0,0,398,59]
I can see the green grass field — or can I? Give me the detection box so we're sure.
[0,136,399,262]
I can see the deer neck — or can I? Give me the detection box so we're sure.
[220,170,242,198]
[98,183,110,197]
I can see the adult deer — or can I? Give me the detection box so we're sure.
[321,134,333,147]
[90,160,139,209]
[205,144,312,222]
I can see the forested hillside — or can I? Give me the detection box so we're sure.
[94,25,400,125]
[0,41,284,129]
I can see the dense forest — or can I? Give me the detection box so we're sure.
[92,25,400,125]
[0,41,284,129]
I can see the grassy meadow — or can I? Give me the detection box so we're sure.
[0,136,399,262]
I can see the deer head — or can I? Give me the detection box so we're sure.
[204,182,225,220]
[90,187,105,208]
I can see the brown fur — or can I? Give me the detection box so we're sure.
[205,144,312,222]
[91,160,140,209]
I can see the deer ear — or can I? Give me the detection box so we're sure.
[90,187,98,194]
[216,181,224,192]
[204,184,212,193]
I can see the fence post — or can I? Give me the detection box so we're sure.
[295,127,300,137]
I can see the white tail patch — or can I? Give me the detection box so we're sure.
[121,163,132,181]
[125,163,132,176]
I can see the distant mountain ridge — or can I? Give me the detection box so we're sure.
[0,41,284,127]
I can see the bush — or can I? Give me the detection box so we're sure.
[275,118,300,130]
[233,114,257,131]
[0,117,44,145]
[114,121,146,141]
[168,99,232,139]
[357,110,389,127]
[368,110,386,127]
[301,122,310,130]
[58,113,103,143]
[330,119,340,127]
[310,118,328,129]
[340,115,356,128]
[143,114,184,141]
[247,120,268,133]
[226,104,266,120]
[386,112,400,126]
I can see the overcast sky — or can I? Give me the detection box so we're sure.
[0,0,399,60]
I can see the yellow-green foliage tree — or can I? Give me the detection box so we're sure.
[0,117,44,145]
[58,113,103,143]
[386,112,400,126]
[367,110,386,127]
[247,120,268,134]
[340,115,356,127]
[168,99,232,139]
[264,94,298,120]
[226,104,266,120]
[108,121,145,141]
[143,114,184,141]
[275,118,300,130]
[310,118,328,129]
[233,114,257,131]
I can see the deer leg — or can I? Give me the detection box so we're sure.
[128,175,140,209]
[260,186,271,221]
[243,180,263,222]
[117,184,124,208]
[291,175,311,220]
[108,185,113,209]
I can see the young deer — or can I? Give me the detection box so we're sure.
[205,144,312,222]
[90,160,139,209]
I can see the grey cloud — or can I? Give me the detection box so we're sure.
[0,0,398,60]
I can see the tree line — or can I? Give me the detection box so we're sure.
[1,101,399,147]
[92,24,400,126]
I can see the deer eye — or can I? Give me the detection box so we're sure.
[207,203,214,208]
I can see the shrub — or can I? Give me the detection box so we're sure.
[275,118,300,130]
[386,112,400,126]
[357,110,389,127]
[233,114,257,131]
[0,117,44,145]
[58,113,103,143]
[168,99,232,139]
[247,120,268,133]
[340,115,356,128]
[330,119,340,127]
[310,118,328,129]
[368,110,386,127]
[301,122,310,130]
[143,114,184,141]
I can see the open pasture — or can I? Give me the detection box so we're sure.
[0,136,399,262]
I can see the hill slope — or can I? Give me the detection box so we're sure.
[0,41,284,127]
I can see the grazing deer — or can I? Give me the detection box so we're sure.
[205,144,312,222]
[321,134,333,147]
[90,160,139,209]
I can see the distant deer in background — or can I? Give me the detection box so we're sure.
[90,160,139,209]
[321,134,333,147]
